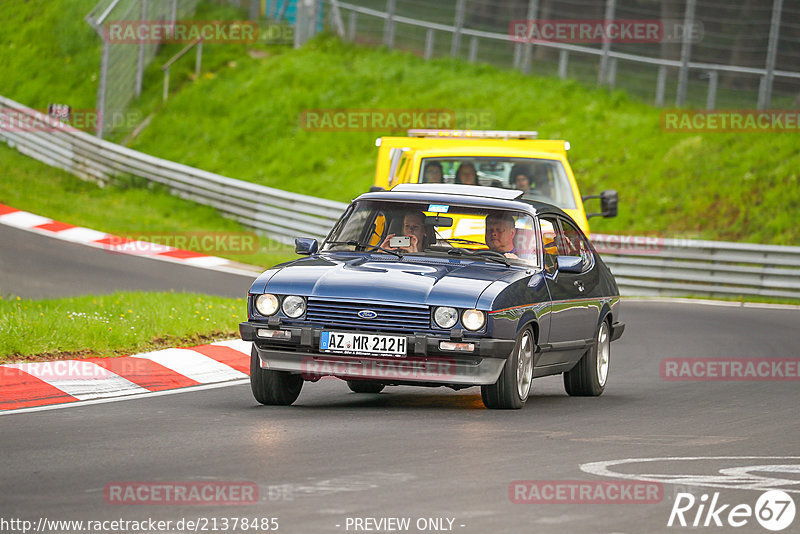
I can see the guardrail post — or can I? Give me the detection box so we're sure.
[329,0,346,38]
[759,0,783,109]
[347,11,356,41]
[706,70,718,110]
[676,0,697,106]
[598,0,616,85]
[655,65,667,107]
[521,0,538,75]
[384,0,396,48]
[469,36,478,63]
[451,0,466,57]
[558,50,569,79]
[424,28,434,59]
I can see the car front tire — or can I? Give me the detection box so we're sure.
[346,380,386,394]
[250,345,303,405]
[563,318,610,397]
[481,327,534,410]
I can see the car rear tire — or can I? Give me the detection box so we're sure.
[563,318,610,397]
[481,327,534,410]
[346,381,386,394]
[250,345,303,405]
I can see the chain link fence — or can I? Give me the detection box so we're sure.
[326,0,800,110]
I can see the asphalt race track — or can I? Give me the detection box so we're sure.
[0,224,254,298]
[2,226,799,533]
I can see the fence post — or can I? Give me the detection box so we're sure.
[558,50,569,79]
[655,65,667,107]
[329,0,346,37]
[424,28,434,60]
[96,42,109,137]
[384,0,396,48]
[676,0,697,106]
[607,58,617,88]
[598,0,616,85]
[451,0,466,57]
[195,40,203,78]
[469,36,478,63]
[347,11,356,41]
[135,0,147,98]
[706,70,718,110]
[521,0,538,75]
[759,0,783,109]
[170,0,177,23]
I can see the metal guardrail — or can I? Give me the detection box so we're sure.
[0,96,346,244]
[2,94,799,300]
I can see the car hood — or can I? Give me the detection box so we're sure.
[260,254,523,309]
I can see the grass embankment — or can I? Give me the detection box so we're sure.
[0,292,243,362]
[0,143,295,267]
[125,36,799,245]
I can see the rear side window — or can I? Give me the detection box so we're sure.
[558,218,593,272]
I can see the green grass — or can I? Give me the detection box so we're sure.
[0,143,295,268]
[125,35,800,245]
[0,292,244,361]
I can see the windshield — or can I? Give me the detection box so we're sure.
[419,157,577,210]
[323,200,539,267]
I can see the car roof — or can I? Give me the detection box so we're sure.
[356,184,570,218]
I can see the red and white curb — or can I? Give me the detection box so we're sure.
[0,339,252,412]
[0,203,256,274]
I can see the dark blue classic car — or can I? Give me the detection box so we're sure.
[239,184,624,409]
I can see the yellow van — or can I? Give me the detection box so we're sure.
[373,129,617,237]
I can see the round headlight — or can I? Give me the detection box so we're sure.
[433,306,458,329]
[462,309,486,331]
[255,293,279,316]
[282,295,306,318]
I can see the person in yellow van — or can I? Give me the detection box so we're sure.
[422,161,444,183]
[455,162,478,185]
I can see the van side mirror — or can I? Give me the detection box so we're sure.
[583,190,618,218]
[295,238,318,255]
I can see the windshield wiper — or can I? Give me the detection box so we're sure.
[324,240,403,258]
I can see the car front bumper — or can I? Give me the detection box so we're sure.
[239,321,515,386]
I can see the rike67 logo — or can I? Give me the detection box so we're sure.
[668,490,795,531]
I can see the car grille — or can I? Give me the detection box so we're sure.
[305,298,431,333]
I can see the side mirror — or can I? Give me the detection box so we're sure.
[556,255,583,274]
[583,190,618,219]
[369,186,385,192]
[295,238,318,255]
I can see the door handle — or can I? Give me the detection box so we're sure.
[574,280,585,292]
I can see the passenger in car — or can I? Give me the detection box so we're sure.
[423,161,444,183]
[455,162,478,185]
[485,212,518,259]
[380,211,430,253]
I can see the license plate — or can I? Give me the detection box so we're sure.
[320,331,407,357]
